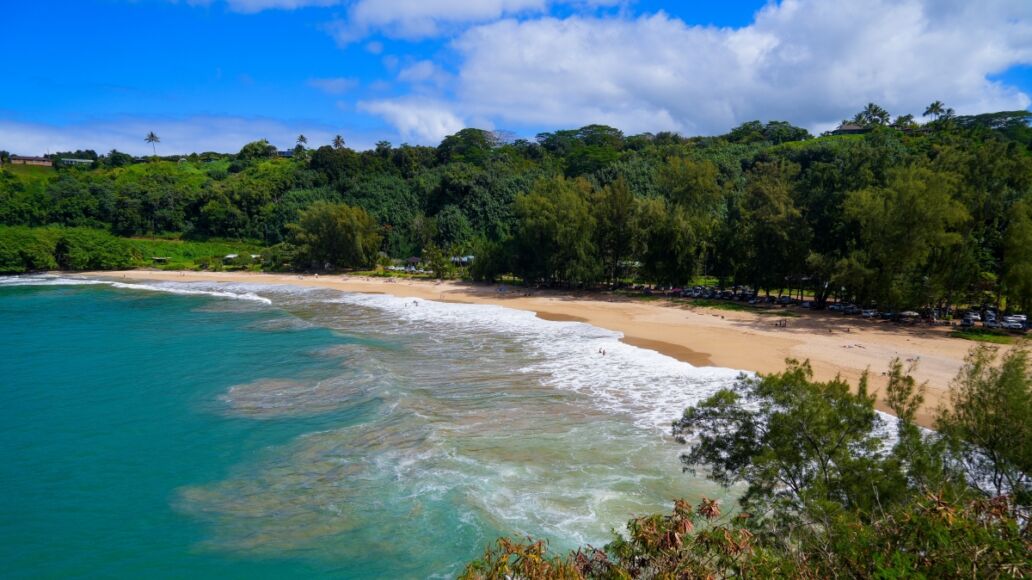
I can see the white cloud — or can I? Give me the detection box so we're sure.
[222,0,338,13]
[307,77,359,94]
[0,116,380,156]
[397,60,451,88]
[428,0,1032,136]
[330,0,611,44]
[357,98,465,143]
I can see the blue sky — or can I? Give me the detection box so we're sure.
[1,0,1030,155]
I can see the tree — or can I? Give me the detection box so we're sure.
[739,161,811,294]
[144,131,160,156]
[435,204,473,248]
[1002,201,1032,314]
[332,134,346,150]
[891,113,917,129]
[513,176,598,285]
[924,100,946,119]
[237,139,277,162]
[293,134,309,161]
[437,128,497,165]
[421,242,450,279]
[673,360,906,530]
[463,349,1032,579]
[852,102,891,127]
[591,176,636,284]
[937,346,1032,504]
[104,149,133,168]
[843,166,969,307]
[288,201,381,270]
[634,197,697,285]
[309,145,357,183]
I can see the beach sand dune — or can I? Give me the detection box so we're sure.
[91,270,1016,428]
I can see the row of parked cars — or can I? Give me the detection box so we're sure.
[961,311,1028,331]
[640,285,1029,333]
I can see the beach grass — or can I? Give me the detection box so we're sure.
[950,329,1016,345]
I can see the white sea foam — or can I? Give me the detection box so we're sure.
[8,275,903,442]
[0,275,109,287]
[0,275,272,304]
[106,281,273,304]
[330,292,746,432]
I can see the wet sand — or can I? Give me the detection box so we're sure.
[90,270,1022,428]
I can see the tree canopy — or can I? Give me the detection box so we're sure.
[1,104,1030,313]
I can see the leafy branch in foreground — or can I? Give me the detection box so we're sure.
[938,346,1032,503]
[462,348,1032,578]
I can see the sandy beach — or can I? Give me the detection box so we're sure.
[90,270,1021,428]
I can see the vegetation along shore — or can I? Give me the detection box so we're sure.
[4,102,1032,577]
[95,269,1016,429]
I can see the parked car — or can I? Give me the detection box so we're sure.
[963,312,981,322]
[1002,315,1027,330]
[844,305,861,315]
[800,301,813,309]
[861,309,878,318]
[828,303,844,312]
[880,311,896,320]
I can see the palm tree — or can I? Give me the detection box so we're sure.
[332,134,345,150]
[892,113,916,129]
[145,131,160,156]
[293,134,309,161]
[923,101,945,120]
[850,103,890,128]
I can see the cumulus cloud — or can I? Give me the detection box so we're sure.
[222,0,338,13]
[327,0,623,44]
[397,60,451,88]
[0,116,378,156]
[307,77,359,94]
[442,0,1032,135]
[357,98,465,143]
[359,0,1032,141]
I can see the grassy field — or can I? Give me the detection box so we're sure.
[950,328,1016,345]
[127,238,265,270]
[3,163,56,195]
[3,163,56,179]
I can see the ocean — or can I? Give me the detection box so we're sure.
[0,275,743,578]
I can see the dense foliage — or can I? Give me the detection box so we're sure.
[461,347,1032,578]
[1,106,1030,311]
[0,225,263,273]
[0,226,133,273]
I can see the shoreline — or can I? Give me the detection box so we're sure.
[83,270,1010,428]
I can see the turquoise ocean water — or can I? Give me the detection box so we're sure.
[0,276,741,578]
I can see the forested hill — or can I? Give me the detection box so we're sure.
[1,107,1031,313]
